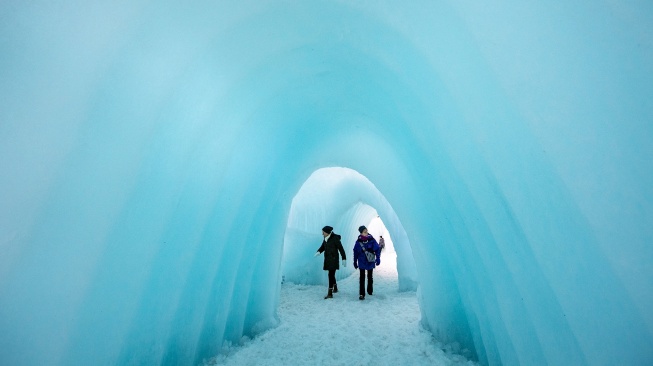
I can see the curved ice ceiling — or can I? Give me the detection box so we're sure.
[1,1,652,365]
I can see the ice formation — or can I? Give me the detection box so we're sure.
[1,1,652,365]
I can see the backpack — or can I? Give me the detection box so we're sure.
[359,242,376,263]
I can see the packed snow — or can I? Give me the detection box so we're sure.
[205,249,476,366]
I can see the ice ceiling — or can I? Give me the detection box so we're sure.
[1,1,652,365]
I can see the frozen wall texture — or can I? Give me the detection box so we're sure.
[1,1,652,365]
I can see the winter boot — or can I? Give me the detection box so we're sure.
[324,288,333,299]
[359,295,365,300]
[333,284,338,293]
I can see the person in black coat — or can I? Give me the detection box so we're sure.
[314,225,347,299]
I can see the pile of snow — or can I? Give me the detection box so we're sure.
[205,251,476,366]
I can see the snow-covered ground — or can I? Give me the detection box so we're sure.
[205,250,477,366]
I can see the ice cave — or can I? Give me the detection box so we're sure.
[1,1,652,365]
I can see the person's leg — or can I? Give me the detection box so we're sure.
[324,270,335,299]
[328,270,336,291]
[359,268,366,298]
[367,268,374,295]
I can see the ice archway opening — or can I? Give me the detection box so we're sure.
[281,167,418,291]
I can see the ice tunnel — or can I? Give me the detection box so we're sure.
[1,1,652,365]
[281,167,417,291]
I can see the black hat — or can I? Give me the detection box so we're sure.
[358,225,367,233]
[322,226,333,234]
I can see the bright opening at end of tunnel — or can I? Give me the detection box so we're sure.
[281,167,418,292]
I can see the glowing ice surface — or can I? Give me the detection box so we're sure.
[1,1,652,365]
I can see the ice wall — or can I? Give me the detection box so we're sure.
[1,1,652,365]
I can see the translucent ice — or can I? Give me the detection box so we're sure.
[1,1,652,365]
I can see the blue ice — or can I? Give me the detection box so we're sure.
[1,1,652,365]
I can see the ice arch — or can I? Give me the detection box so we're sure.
[281,167,417,291]
[1,1,652,366]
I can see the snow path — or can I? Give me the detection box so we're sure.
[205,252,477,366]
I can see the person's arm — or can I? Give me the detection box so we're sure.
[315,242,325,256]
[353,243,359,269]
[371,239,380,253]
[334,237,347,266]
[373,239,381,265]
[337,239,346,261]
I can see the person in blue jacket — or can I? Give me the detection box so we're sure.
[353,225,381,300]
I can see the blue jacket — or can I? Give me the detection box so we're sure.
[353,235,381,270]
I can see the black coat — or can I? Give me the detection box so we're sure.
[317,233,346,271]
